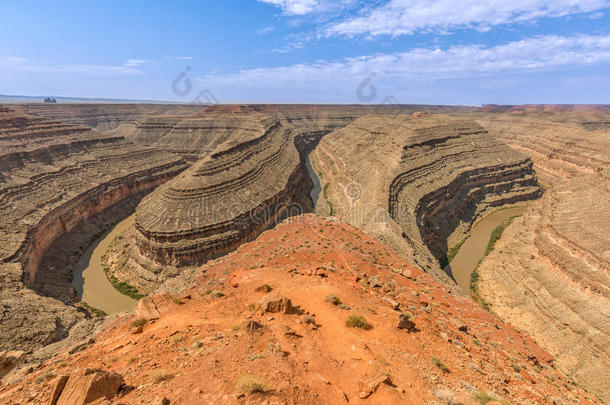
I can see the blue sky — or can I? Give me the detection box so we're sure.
[1,0,609,104]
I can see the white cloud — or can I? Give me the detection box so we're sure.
[326,0,610,37]
[2,56,29,65]
[124,59,149,67]
[0,57,145,75]
[258,0,320,15]
[198,34,610,88]
[257,25,275,35]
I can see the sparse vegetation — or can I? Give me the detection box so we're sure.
[325,294,342,305]
[104,267,145,300]
[346,314,371,329]
[432,357,450,373]
[511,364,521,372]
[151,372,174,384]
[172,334,185,344]
[235,373,267,393]
[131,317,148,329]
[470,215,521,310]
[80,301,107,318]
[473,390,512,405]
[172,297,184,305]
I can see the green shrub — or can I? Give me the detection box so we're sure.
[432,357,450,373]
[346,314,371,330]
[131,317,148,329]
[325,294,342,305]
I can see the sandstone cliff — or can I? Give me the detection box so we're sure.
[466,111,610,402]
[0,105,188,352]
[310,114,540,287]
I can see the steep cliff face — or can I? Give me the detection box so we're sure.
[107,116,313,292]
[466,111,610,402]
[104,107,362,292]
[0,106,188,352]
[310,114,540,287]
[0,215,598,404]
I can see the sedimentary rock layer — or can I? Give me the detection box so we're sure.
[103,106,368,292]
[0,105,187,352]
[16,103,200,131]
[468,111,610,402]
[310,114,540,286]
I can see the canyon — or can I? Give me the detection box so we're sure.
[0,103,607,404]
[459,109,610,402]
[309,114,540,287]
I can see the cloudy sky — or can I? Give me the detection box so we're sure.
[1,0,609,104]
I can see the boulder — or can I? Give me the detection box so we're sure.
[49,375,69,405]
[358,374,391,399]
[136,292,173,320]
[258,294,294,314]
[0,350,25,380]
[55,368,123,405]
[397,313,416,332]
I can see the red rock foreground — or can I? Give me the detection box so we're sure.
[0,215,598,404]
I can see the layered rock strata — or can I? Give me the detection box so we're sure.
[104,107,363,292]
[468,111,610,402]
[0,106,187,352]
[310,114,540,285]
[17,103,200,131]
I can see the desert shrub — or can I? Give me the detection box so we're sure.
[345,314,371,329]
[151,372,174,384]
[432,357,450,373]
[131,317,148,329]
[325,294,342,305]
[235,373,267,393]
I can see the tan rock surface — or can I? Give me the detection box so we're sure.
[466,110,610,402]
[310,114,540,286]
[0,105,187,352]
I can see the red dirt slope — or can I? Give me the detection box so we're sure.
[0,215,598,404]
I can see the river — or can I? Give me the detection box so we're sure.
[445,205,526,295]
[72,214,137,314]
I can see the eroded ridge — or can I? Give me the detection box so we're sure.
[311,114,540,285]
[130,107,270,161]
[0,105,188,352]
[105,107,362,292]
[16,103,201,131]
[469,110,610,402]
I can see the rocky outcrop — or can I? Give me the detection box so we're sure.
[0,106,187,352]
[50,368,123,405]
[468,111,610,402]
[310,114,540,286]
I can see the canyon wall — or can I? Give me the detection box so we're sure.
[310,114,540,287]
[466,111,610,402]
[16,103,200,131]
[0,105,188,352]
[104,106,363,292]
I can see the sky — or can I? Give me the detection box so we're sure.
[1,0,609,105]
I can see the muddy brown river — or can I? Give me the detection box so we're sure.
[445,205,526,295]
[72,214,137,313]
